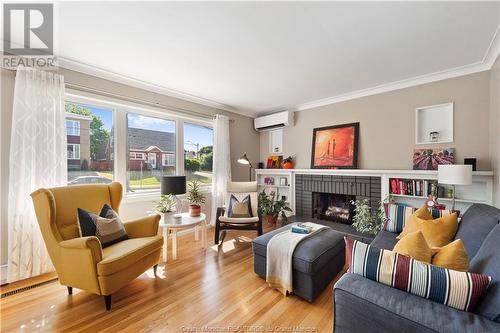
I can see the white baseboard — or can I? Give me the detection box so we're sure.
[1,264,7,285]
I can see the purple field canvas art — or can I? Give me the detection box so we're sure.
[413,148,455,170]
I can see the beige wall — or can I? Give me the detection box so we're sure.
[490,55,500,207]
[0,67,260,266]
[260,71,492,171]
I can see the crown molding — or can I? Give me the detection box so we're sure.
[57,57,259,118]
[259,24,500,116]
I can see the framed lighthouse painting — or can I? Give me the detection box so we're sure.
[311,122,359,169]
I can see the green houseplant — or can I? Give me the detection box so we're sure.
[153,194,177,223]
[258,190,292,224]
[187,180,206,217]
[350,199,385,235]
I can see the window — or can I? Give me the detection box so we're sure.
[67,144,80,159]
[162,153,175,166]
[66,120,80,136]
[130,152,145,160]
[127,113,176,193]
[184,123,213,186]
[65,101,114,185]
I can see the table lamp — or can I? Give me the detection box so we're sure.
[437,165,472,211]
[237,152,253,181]
[161,176,186,214]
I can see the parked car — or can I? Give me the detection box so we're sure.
[68,176,112,185]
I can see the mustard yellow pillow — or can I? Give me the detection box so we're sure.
[397,212,458,247]
[393,231,432,263]
[414,204,434,220]
[432,239,469,271]
[397,205,433,239]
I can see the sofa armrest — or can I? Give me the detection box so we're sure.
[123,214,160,238]
[333,273,500,333]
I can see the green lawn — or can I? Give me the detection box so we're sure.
[129,176,160,186]
[97,172,113,180]
[96,170,212,188]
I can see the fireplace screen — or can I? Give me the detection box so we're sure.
[312,192,356,224]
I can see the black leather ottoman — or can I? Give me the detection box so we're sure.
[252,224,345,302]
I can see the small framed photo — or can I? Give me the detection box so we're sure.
[266,187,278,198]
[264,177,275,185]
[279,177,287,186]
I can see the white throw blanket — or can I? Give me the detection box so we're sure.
[266,222,327,295]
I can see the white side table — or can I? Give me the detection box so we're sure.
[159,212,207,262]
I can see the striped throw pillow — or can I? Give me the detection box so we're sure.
[345,237,491,312]
[429,208,453,218]
[383,203,417,233]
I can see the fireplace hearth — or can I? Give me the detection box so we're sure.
[312,192,356,224]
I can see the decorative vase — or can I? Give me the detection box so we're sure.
[265,214,277,225]
[429,131,439,142]
[163,212,175,224]
[282,162,294,169]
[189,204,201,217]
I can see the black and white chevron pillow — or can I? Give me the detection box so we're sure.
[78,204,129,248]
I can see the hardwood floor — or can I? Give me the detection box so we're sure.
[1,227,343,332]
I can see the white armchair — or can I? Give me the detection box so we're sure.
[214,181,262,244]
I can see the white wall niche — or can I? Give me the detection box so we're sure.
[416,102,454,145]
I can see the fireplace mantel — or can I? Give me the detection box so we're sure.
[255,169,494,217]
[256,168,493,177]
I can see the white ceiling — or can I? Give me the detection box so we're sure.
[57,2,500,116]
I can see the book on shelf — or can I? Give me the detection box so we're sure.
[389,178,438,197]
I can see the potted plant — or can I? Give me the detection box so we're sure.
[153,194,177,223]
[350,199,385,235]
[258,190,292,224]
[187,180,206,217]
[282,156,294,169]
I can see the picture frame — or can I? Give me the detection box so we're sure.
[265,187,279,198]
[264,177,275,185]
[311,122,359,169]
[266,155,283,169]
[279,177,287,186]
[413,148,455,170]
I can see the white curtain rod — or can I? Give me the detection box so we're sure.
[3,66,234,122]
[65,82,225,121]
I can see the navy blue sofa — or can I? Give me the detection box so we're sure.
[333,204,500,333]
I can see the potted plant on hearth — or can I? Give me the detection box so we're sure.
[350,198,385,235]
[187,180,206,217]
[258,190,292,225]
[153,194,177,223]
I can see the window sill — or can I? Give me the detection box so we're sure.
[123,189,212,203]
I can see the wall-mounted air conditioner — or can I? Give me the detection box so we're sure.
[254,111,294,132]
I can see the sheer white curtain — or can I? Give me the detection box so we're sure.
[211,114,231,225]
[7,66,67,282]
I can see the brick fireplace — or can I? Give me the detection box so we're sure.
[295,174,382,222]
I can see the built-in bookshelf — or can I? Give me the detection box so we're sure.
[254,169,494,217]
[255,169,294,215]
[389,178,438,198]
[383,171,493,212]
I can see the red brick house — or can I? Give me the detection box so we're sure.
[66,113,92,170]
[127,128,176,171]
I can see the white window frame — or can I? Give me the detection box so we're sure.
[67,144,80,160]
[66,120,80,136]
[130,152,145,160]
[65,90,213,198]
[162,153,175,166]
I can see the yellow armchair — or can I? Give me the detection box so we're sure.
[31,182,163,310]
